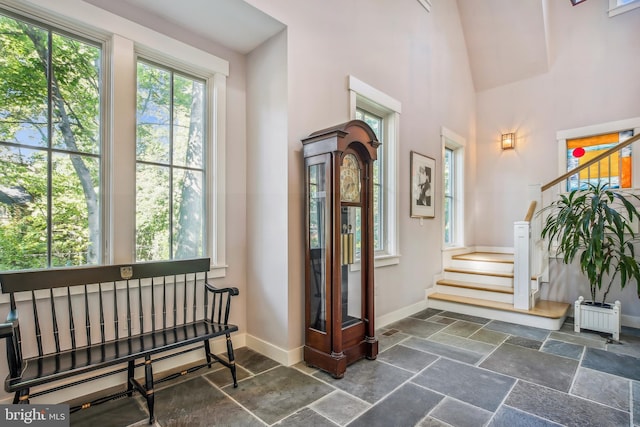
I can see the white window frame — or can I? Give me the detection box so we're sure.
[441,127,465,248]
[6,0,229,277]
[608,0,640,17]
[557,117,640,191]
[349,75,400,268]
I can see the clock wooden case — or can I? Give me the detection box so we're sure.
[301,119,379,378]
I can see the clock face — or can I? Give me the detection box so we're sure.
[340,154,360,203]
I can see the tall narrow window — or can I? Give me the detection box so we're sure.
[0,12,102,270]
[349,75,400,267]
[136,61,206,261]
[442,128,465,248]
[444,147,455,246]
[356,108,383,252]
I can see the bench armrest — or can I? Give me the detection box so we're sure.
[204,282,239,296]
[1,310,22,378]
[0,322,14,339]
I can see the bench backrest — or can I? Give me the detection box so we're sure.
[0,258,230,360]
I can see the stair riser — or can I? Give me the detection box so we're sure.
[448,259,514,274]
[435,284,513,304]
[443,271,513,287]
[426,299,566,331]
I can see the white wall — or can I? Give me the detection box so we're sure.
[246,30,290,351]
[245,0,477,353]
[475,1,640,312]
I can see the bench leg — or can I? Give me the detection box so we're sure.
[226,334,237,388]
[204,339,213,368]
[144,356,155,424]
[14,389,29,404]
[127,360,135,397]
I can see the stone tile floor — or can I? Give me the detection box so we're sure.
[70,308,640,426]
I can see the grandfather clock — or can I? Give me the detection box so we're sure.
[301,119,379,378]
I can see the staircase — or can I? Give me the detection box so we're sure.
[428,250,569,330]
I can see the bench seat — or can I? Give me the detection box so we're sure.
[6,320,238,392]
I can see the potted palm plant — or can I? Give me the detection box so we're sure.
[540,182,640,340]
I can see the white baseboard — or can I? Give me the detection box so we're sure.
[376,299,428,329]
[0,333,247,406]
[245,334,303,367]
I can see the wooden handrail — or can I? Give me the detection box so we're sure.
[541,133,640,192]
[524,200,537,222]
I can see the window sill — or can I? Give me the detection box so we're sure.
[349,254,401,272]
[609,1,640,17]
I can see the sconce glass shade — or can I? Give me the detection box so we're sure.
[501,133,516,150]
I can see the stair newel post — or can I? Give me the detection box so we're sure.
[513,221,532,310]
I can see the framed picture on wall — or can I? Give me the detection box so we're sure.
[410,151,435,218]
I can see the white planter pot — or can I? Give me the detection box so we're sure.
[574,296,621,341]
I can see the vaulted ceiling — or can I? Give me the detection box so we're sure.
[84,0,551,92]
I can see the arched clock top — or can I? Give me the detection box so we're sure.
[301,119,380,161]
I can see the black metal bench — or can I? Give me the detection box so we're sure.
[0,258,238,424]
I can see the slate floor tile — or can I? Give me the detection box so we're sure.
[582,347,640,381]
[377,343,438,373]
[313,358,413,404]
[233,347,280,374]
[428,332,496,355]
[430,397,492,427]
[348,382,443,427]
[416,417,451,427]
[275,407,337,426]
[480,343,578,392]
[439,311,491,324]
[571,367,630,411]
[413,358,515,411]
[633,381,640,425]
[442,320,482,337]
[377,330,410,352]
[155,376,261,427]
[430,315,457,325]
[488,406,563,427]
[541,339,584,360]
[410,308,443,320]
[505,335,542,350]
[469,328,508,345]
[549,331,606,349]
[402,336,485,365]
[387,317,446,338]
[310,390,370,426]
[204,364,252,387]
[505,380,630,427]
[485,320,549,341]
[70,396,147,427]
[224,366,333,425]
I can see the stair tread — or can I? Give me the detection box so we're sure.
[428,293,570,319]
[436,279,514,294]
[452,252,514,264]
[444,267,513,278]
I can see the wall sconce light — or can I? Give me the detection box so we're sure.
[570,0,587,5]
[501,132,516,150]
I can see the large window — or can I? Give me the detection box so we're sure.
[136,61,206,261]
[0,11,102,270]
[0,4,229,273]
[349,76,400,267]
